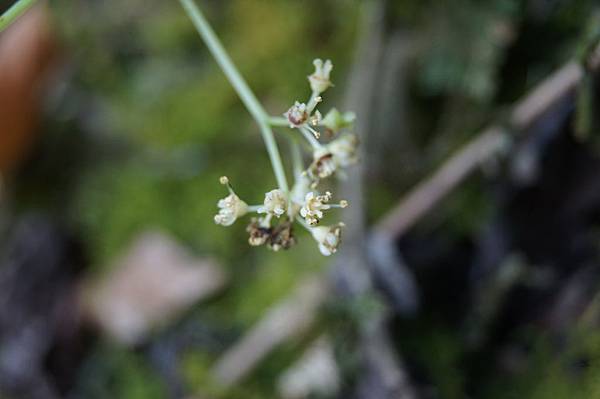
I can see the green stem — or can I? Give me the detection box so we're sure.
[300,126,322,150]
[0,0,38,33]
[268,116,290,127]
[306,91,321,114]
[178,0,288,192]
[289,139,304,179]
[259,124,289,192]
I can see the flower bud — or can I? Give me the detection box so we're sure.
[310,223,343,256]
[321,108,355,133]
[328,134,359,168]
[308,59,333,94]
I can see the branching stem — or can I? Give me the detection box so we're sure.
[178,0,289,192]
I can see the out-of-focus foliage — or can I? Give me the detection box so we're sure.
[482,325,600,399]
[73,343,166,399]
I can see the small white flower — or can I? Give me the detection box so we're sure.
[258,189,287,218]
[214,193,248,226]
[300,191,332,226]
[328,133,359,168]
[321,108,355,133]
[310,147,337,179]
[310,223,343,256]
[285,101,308,127]
[308,59,333,94]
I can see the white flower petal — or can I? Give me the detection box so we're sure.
[214,194,248,226]
[258,189,288,218]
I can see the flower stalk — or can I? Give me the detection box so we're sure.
[0,0,38,33]
[178,0,289,192]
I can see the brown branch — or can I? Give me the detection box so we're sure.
[375,42,600,239]
[375,127,507,238]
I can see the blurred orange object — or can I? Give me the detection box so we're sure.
[0,4,57,174]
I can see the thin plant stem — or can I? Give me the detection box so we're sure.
[289,139,304,179]
[268,116,290,127]
[0,0,38,33]
[178,0,289,192]
[259,124,289,192]
[306,91,321,114]
[296,215,312,231]
[300,126,322,150]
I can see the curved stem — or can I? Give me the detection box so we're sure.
[260,124,289,192]
[0,0,38,33]
[178,0,289,192]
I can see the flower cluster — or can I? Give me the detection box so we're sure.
[214,59,359,256]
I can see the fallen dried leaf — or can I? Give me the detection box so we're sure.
[86,230,226,345]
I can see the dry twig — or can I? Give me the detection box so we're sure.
[375,42,600,239]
